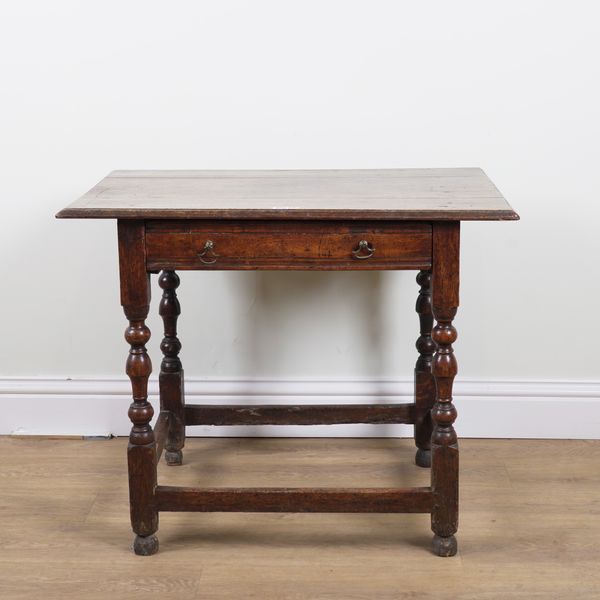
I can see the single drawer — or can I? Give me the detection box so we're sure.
[145,220,432,270]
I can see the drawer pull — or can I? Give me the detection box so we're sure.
[352,239,375,260]
[198,240,218,264]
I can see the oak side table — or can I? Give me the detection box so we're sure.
[57,168,518,557]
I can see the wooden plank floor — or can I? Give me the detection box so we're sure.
[0,437,598,599]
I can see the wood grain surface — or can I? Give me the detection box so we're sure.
[55,168,519,221]
[155,485,433,513]
[183,403,415,426]
[145,220,433,270]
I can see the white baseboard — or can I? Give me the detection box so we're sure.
[1,377,598,438]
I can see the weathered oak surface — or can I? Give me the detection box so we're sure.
[145,220,433,270]
[155,485,433,513]
[184,403,415,426]
[56,168,518,221]
[55,167,518,557]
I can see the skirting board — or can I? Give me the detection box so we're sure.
[1,377,598,439]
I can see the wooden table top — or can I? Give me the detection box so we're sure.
[56,168,518,221]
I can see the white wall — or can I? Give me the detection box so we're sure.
[1,1,599,436]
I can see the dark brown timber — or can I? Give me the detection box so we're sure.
[158,270,185,466]
[184,403,415,426]
[57,169,517,557]
[145,220,432,271]
[118,220,159,557]
[414,270,436,468]
[153,411,170,465]
[155,486,433,513]
[430,221,460,557]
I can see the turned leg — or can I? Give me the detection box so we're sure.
[414,270,435,468]
[158,270,185,466]
[430,222,460,557]
[119,221,159,556]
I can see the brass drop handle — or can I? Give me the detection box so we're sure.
[352,239,375,260]
[198,240,218,264]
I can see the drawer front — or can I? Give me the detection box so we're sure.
[145,221,432,270]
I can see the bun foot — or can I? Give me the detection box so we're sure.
[415,448,431,468]
[133,534,159,556]
[165,450,183,466]
[432,534,457,557]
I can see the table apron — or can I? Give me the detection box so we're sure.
[144,220,433,271]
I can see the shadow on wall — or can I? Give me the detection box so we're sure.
[221,269,414,437]
[230,270,384,377]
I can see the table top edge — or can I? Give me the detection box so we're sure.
[56,207,520,221]
[56,168,519,221]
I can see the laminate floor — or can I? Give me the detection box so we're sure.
[0,437,598,599]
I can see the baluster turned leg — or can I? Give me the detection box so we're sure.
[430,222,460,557]
[414,270,435,468]
[119,221,159,556]
[158,270,185,466]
